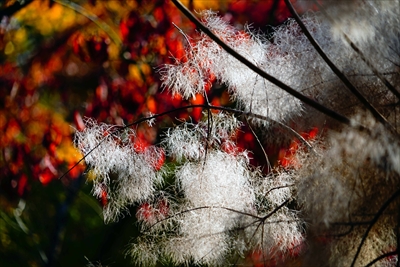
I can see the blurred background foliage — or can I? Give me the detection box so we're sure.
[0,0,302,266]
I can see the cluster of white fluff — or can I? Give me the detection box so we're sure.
[169,151,256,264]
[246,170,303,258]
[126,113,303,266]
[164,112,243,161]
[161,11,303,125]
[74,119,160,223]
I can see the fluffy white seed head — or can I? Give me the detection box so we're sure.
[168,150,256,265]
[74,119,160,223]
[160,11,303,125]
[163,112,303,264]
[164,112,243,162]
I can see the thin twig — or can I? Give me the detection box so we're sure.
[264,184,295,196]
[261,199,290,221]
[245,117,272,172]
[146,205,261,230]
[53,0,122,47]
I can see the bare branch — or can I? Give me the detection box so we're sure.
[53,0,122,47]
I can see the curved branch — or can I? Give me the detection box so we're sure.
[245,117,272,172]
[145,205,261,231]
[53,0,122,47]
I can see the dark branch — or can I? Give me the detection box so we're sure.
[145,205,261,231]
[261,199,290,221]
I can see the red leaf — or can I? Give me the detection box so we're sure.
[39,168,55,185]
[17,174,28,197]
[73,111,85,131]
